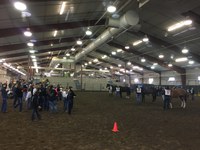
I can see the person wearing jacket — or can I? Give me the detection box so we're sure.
[67,86,76,115]
[14,83,23,112]
[31,88,41,121]
[1,84,8,113]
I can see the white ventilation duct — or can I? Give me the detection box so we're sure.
[74,10,139,62]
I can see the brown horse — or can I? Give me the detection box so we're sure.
[170,88,188,108]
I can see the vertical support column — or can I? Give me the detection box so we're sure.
[159,72,161,85]
[124,62,126,83]
[141,73,144,84]
[181,73,186,86]
[80,63,83,91]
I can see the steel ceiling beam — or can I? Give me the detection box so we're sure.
[87,54,143,75]
[136,31,200,64]
[0,19,106,38]
[94,49,159,74]
[0,36,90,52]
[108,41,185,74]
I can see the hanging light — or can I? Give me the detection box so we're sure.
[76,39,82,45]
[141,58,146,62]
[125,46,130,49]
[142,35,149,42]
[182,47,189,54]
[14,1,27,11]
[66,53,70,56]
[159,54,164,58]
[107,5,116,13]
[168,63,173,67]
[127,62,131,65]
[188,60,194,64]
[111,51,116,55]
[24,30,32,37]
[71,48,75,51]
[85,28,92,36]
[27,42,34,47]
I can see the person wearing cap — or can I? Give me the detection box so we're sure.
[164,86,171,110]
[1,84,8,113]
[67,86,76,115]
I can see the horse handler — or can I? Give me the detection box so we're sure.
[163,86,171,110]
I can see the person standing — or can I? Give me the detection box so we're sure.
[62,87,68,112]
[14,83,23,112]
[163,86,171,110]
[136,86,142,104]
[31,88,41,121]
[190,87,195,100]
[1,84,8,113]
[67,86,76,115]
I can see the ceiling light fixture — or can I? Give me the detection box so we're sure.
[127,62,131,65]
[29,50,35,53]
[118,64,121,67]
[107,5,116,13]
[76,39,83,45]
[71,47,75,51]
[175,57,188,62]
[182,47,189,54]
[66,53,70,56]
[59,2,66,15]
[141,58,146,62]
[85,28,92,36]
[27,42,34,47]
[153,63,158,66]
[188,60,194,64]
[53,30,58,37]
[142,35,149,42]
[24,30,32,37]
[125,46,130,49]
[31,55,36,59]
[159,54,164,58]
[133,40,142,46]
[167,19,193,32]
[117,49,122,53]
[168,63,173,67]
[112,51,116,55]
[14,1,27,11]
[88,61,92,64]
[151,66,155,69]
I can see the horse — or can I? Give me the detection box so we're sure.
[142,86,157,102]
[170,88,189,108]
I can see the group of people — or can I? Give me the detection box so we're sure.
[1,79,76,121]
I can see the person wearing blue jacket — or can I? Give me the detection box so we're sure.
[1,84,8,113]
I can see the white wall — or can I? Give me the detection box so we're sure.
[186,68,200,85]
[0,69,11,84]
[46,77,108,91]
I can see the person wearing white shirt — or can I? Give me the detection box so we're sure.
[136,86,142,104]
[164,86,171,110]
[62,87,68,112]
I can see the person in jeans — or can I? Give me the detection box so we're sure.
[14,83,23,112]
[1,84,8,113]
[136,86,142,104]
[48,85,57,112]
[31,88,41,121]
[62,87,68,112]
[163,86,171,110]
[67,86,76,115]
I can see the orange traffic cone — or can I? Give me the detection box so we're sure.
[112,122,119,132]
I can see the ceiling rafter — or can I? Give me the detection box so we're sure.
[87,55,142,75]
[108,41,185,74]
[131,31,200,64]
[94,49,160,74]
[0,19,106,38]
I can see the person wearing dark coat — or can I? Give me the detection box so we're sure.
[31,89,41,121]
[1,84,8,113]
[67,86,76,115]
[14,84,23,112]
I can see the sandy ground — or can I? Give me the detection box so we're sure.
[0,92,200,150]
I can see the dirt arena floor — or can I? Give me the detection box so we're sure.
[0,92,200,150]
